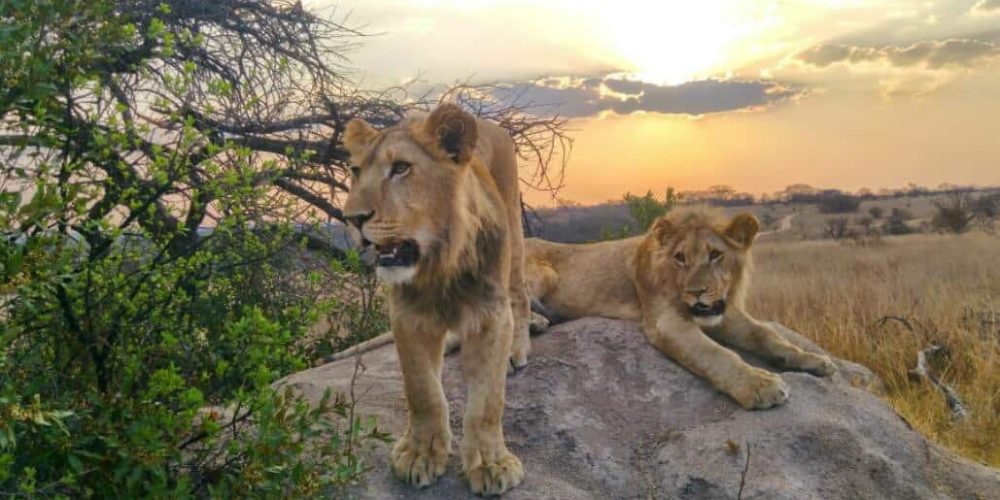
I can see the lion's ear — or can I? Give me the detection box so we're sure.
[724,212,759,249]
[650,216,675,244]
[343,118,379,154]
[424,103,477,164]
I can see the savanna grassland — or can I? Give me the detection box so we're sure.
[747,233,1000,466]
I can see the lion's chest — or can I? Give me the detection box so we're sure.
[391,272,503,330]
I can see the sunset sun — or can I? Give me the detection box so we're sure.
[601,2,742,84]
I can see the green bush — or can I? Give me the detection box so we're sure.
[601,188,681,240]
[0,1,389,496]
[0,207,389,498]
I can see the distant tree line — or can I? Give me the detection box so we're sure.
[535,185,1000,243]
[823,191,1000,242]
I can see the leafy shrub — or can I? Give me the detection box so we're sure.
[0,217,389,497]
[885,208,915,235]
[624,190,671,232]
[817,194,861,214]
[856,216,875,233]
[0,1,389,496]
[602,188,682,240]
[824,217,850,240]
[599,225,633,241]
[972,193,1000,233]
[932,193,975,234]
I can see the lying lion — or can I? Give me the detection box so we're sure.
[342,104,529,495]
[526,209,837,409]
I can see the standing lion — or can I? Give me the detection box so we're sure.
[341,104,530,495]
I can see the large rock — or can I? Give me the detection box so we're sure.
[280,318,1000,499]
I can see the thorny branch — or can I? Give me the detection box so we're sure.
[875,316,969,420]
[2,0,571,255]
[908,345,968,420]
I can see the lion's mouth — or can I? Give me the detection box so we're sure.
[688,300,726,318]
[375,239,419,268]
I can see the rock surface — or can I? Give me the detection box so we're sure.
[281,318,1000,499]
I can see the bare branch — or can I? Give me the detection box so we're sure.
[440,83,573,198]
[908,344,968,420]
[272,177,343,221]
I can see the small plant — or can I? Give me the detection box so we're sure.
[599,225,633,241]
[624,188,681,232]
[856,216,875,234]
[824,217,850,240]
[605,187,683,240]
[885,208,915,235]
[868,206,883,219]
[972,193,1000,233]
[932,193,975,234]
[972,193,1000,219]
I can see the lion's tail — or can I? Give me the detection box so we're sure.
[325,330,463,363]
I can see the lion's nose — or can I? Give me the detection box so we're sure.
[685,286,708,298]
[344,210,374,229]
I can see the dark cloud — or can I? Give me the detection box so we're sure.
[973,0,1000,13]
[798,39,1000,70]
[492,76,802,118]
[602,78,646,95]
[797,45,853,68]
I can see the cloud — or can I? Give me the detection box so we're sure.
[797,39,1000,70]
[794,39,1000,98]
[972,0,1000,14]
[492,75,803,118]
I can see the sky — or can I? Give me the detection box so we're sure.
[310,0,1000,205]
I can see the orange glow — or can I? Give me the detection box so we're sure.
[524,78,1000,206]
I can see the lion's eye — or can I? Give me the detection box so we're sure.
[350,166,361,179]
[673,252,686,265]
[390,160,412,177]
[709,249,723,262]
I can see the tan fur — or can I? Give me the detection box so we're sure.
[341,104,528,495]
[526,208,837,410]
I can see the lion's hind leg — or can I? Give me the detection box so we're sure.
[504,195,532,371]
[508,269,531,370]
[712,309,837,377]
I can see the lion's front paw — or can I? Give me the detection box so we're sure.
[463,448,524,496]
[391,431,451,488]
[508,349,529,373]
[801,353,838,377]
[731,369,789,410]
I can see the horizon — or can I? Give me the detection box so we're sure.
[312,0,1000,206]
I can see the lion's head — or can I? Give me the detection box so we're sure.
[341,104,487,285]
[635,209,759,327]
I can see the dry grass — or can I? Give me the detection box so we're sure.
[747,233,1000,466]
